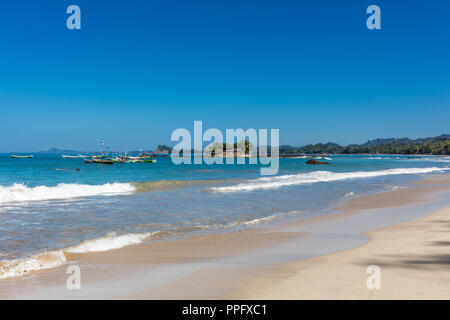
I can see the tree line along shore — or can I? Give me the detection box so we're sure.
[280,134,450,156]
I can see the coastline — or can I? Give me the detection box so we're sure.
[1,174,449,299]
[235,206,450,299]
[233,175,450,299]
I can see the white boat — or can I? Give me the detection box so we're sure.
[62,155,80,159]
[315,157,332,161]
[11,155,33,158]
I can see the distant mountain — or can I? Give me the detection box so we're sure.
[279,134,450,155]
[38,148,83,154]
[361,134,450,147]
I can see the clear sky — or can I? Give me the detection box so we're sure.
[0,0,449,152]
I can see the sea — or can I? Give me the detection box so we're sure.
[0,153,449,279]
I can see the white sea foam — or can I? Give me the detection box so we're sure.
[0,182,136,204]
[211,167,449,193]
[0,251,67,280]
[225,210,303,229]
[226,215,277,228]
[64,232,155,253]
[412,157,450,163]
[0,231,156,280]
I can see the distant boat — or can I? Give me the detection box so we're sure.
[84,157,114,165]
[11,155,33,158]
[129,158,157,163]
[62,155,80,159]
[93,159,114,165]
[315,156,332,161]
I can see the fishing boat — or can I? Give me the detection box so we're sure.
[141,158,157,163]
[11,155,33,158]
[93,158,114,165]
[112,157,128,163]
[127,156,141,160]
[129,158,156,163]
[62,155,80,159]
[84,157,114,165]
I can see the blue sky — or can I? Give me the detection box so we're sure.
[0,0,449,152]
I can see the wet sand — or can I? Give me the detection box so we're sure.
[234,176,450,299]
[234,208,450,299]
[1,174,449,299]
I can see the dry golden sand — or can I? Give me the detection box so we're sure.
[233,176,450,300]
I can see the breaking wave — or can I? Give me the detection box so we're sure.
[64,232,156,254]
[0,182,136,205]
[0,231,158,280]
[225,215,278,228]
[211,167,449,193]
[0,251,67,280]
[0,179,231,205]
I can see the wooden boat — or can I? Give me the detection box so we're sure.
[11,155,33,158]
[112,156,129,163]
[84,158,114,164]
[94,159,114,165]
[129,158,156,163]
[142,158,156,163]
[93,158,114,165]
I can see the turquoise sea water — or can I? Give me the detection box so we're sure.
[0,153,449,278]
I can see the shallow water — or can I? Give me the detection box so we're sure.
[0,153,449,279]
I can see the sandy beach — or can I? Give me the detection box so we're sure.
[1,174,450,299]
[235,204,450,299]
[232,175,450,299]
